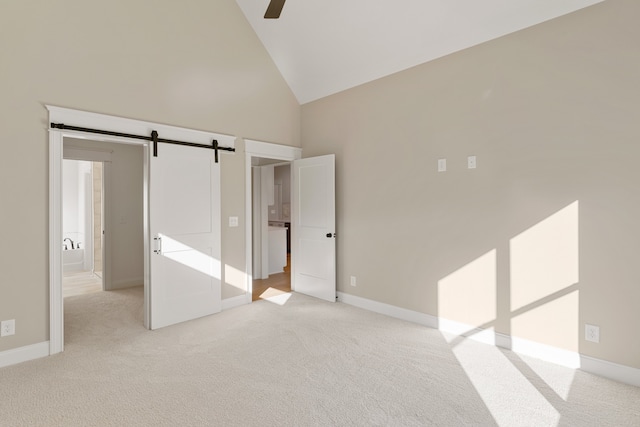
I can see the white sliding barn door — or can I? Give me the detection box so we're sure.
[149,143,221,329]
[292,154,336,302]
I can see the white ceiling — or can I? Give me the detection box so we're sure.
[235,0,603,104]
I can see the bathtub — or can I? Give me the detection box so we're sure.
[63,248,84,272]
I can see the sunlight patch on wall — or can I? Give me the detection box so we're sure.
[510,202,579,311]
[438,249,496,328]
[224,264,248,292]
[512,290,580,352]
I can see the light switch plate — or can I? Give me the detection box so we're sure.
[229,216,239,227]
[438,158,447,172]
[468,156,477,169]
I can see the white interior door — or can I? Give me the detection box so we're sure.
[292,154,336,302]
[149,143,221,329]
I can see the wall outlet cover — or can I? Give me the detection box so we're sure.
[585,324,600,343]
[1,319,16,337]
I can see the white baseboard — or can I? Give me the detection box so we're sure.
[581,355,640,388]
[337,291,640,388]
[222,294,249,311]
[337,291,439,328]
[0,341,50,369]
[504,334,582,369]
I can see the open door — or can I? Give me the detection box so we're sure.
[149,143,221,329]
[292,154,336,302]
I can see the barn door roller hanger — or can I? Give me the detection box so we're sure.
[50,123,235,163]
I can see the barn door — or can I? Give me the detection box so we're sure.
[149,143,221,329]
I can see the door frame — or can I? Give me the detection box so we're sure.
[244,139,301,302]
[48,105,234,355]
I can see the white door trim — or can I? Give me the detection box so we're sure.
[47,105,234,355]
[244,139,301,303]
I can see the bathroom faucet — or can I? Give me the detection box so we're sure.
[63,238,75,250]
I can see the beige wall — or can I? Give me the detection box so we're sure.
[0,0,300,352]
[301,0,640,369]
[221,138,248,300]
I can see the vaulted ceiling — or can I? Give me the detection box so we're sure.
[235,0,603,104]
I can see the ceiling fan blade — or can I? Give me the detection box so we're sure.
[264,0,286,19]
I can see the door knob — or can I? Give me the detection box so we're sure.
[326,233,336,238]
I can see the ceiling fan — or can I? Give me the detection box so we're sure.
[264,0,286,19]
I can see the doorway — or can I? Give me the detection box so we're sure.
[62,159,104,298]
[244,143,336,304]
[243,140,301,303]
[49,111,150,353]
[252,161,292,302]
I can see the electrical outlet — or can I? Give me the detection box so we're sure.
[1,319,15,337]
[350,276,357,287]
[585,324,600,343]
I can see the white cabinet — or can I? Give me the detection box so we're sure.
[268,226,287,275]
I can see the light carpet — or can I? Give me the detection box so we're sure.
[0,287,638,426]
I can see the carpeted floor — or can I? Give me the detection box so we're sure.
[0,287,638,426]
